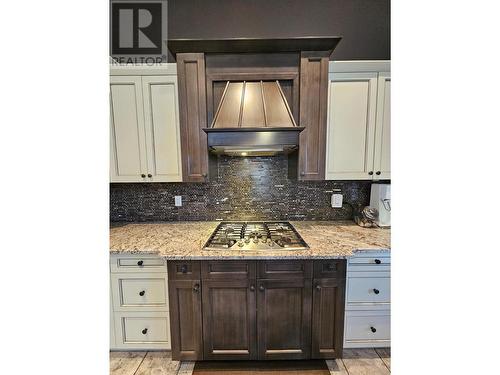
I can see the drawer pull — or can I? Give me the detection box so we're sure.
[373,288,380,294]
[259,285,265,292]
[374,259,381,264]
[193,283,200,292]
[249,285,255,291]
[137,260,144,266]
[139,290,145,296]
[180,265,188,273]
[370,326,377,333]
[142,328,148,335]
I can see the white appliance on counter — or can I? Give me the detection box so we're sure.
[370,183,391,227]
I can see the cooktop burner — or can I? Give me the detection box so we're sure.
[203,221,309,251]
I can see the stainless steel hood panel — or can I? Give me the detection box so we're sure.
[204,80,303,155]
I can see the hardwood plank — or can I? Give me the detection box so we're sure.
[342,349,390,375]
[325,359,349,374]
[134,352,180,375]
[375,348,391,370]
[109,352,146,375]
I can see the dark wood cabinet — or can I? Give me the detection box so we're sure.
[168,279,203,360]
[311,277,346,358]
[168,259,346,361]
[257,278,312,360]
[298,52,330,180]
[176,53,209,182]
[202,279,257,360]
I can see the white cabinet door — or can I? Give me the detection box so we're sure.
[373,73,391,180]
[325,72,378,180]
[110,76,148,182]
[142,76,182,182]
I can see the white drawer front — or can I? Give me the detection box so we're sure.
[113,312,171,350]
[123,316,170,343]
[345,312,390,341]
[348,253,390,272]
[347,276,390,304]
[110,255,166,273]
[111,274,168,311]
[349,256,390,265]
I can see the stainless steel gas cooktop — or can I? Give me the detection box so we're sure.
[203,221,309,251]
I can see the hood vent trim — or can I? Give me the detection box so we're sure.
[204,80,303,155]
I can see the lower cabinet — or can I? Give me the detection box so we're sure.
[344,252,391,348]
[202,279,257,360]
[109,254,170,350]
[257,278,312,360]
[311,277,346,358]
[168,259,346,361]
[168,278,203,360]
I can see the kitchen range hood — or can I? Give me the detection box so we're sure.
[203,80,304,156]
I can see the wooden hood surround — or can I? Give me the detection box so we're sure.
[168,37,341,182]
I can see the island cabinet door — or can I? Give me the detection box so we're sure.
[257,278,312,360]
[311,277,346,359]
[202,279,257,360]
[168,279,202,361]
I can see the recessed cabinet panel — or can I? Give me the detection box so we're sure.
[110,76,147,182]
[143,76,183,182]
[202,280,257,360]
[257,278,312,360]
[325,72,377,180]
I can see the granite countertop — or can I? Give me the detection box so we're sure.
[109,221,390,259]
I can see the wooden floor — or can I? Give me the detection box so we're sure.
[110,349,390,375]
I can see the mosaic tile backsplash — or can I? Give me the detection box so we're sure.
[110,155,371,222]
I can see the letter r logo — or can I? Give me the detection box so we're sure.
[112,2,162,55]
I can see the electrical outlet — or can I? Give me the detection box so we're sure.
[331,193,343,208]
[174,196,182,207]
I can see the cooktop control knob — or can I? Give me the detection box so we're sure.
[244,237,250,244]
[238,240,244,247]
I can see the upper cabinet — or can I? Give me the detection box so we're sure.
[298,53,330,180]
[325,62,390,181]
[110,76,148,182]
[373,73,391,180]
[110,68,182,183]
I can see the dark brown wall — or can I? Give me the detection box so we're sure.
[167,0,390,61]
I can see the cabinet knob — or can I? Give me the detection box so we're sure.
[316,285,321,291]
[137,260,144,266]
[300,172,305,176]
[141,174,146,178]
[259,285,265,291]
[376,171,381,175]
[373,288,380,294]
[180,265,188,273]
[142,328,148,335]
[374,259,381,264]
[370,326,377,333]
[193,283,200,292]
[249,285,255,291]
[139,290,145,296]
[368,171,374,175]
[147,173,152,178]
